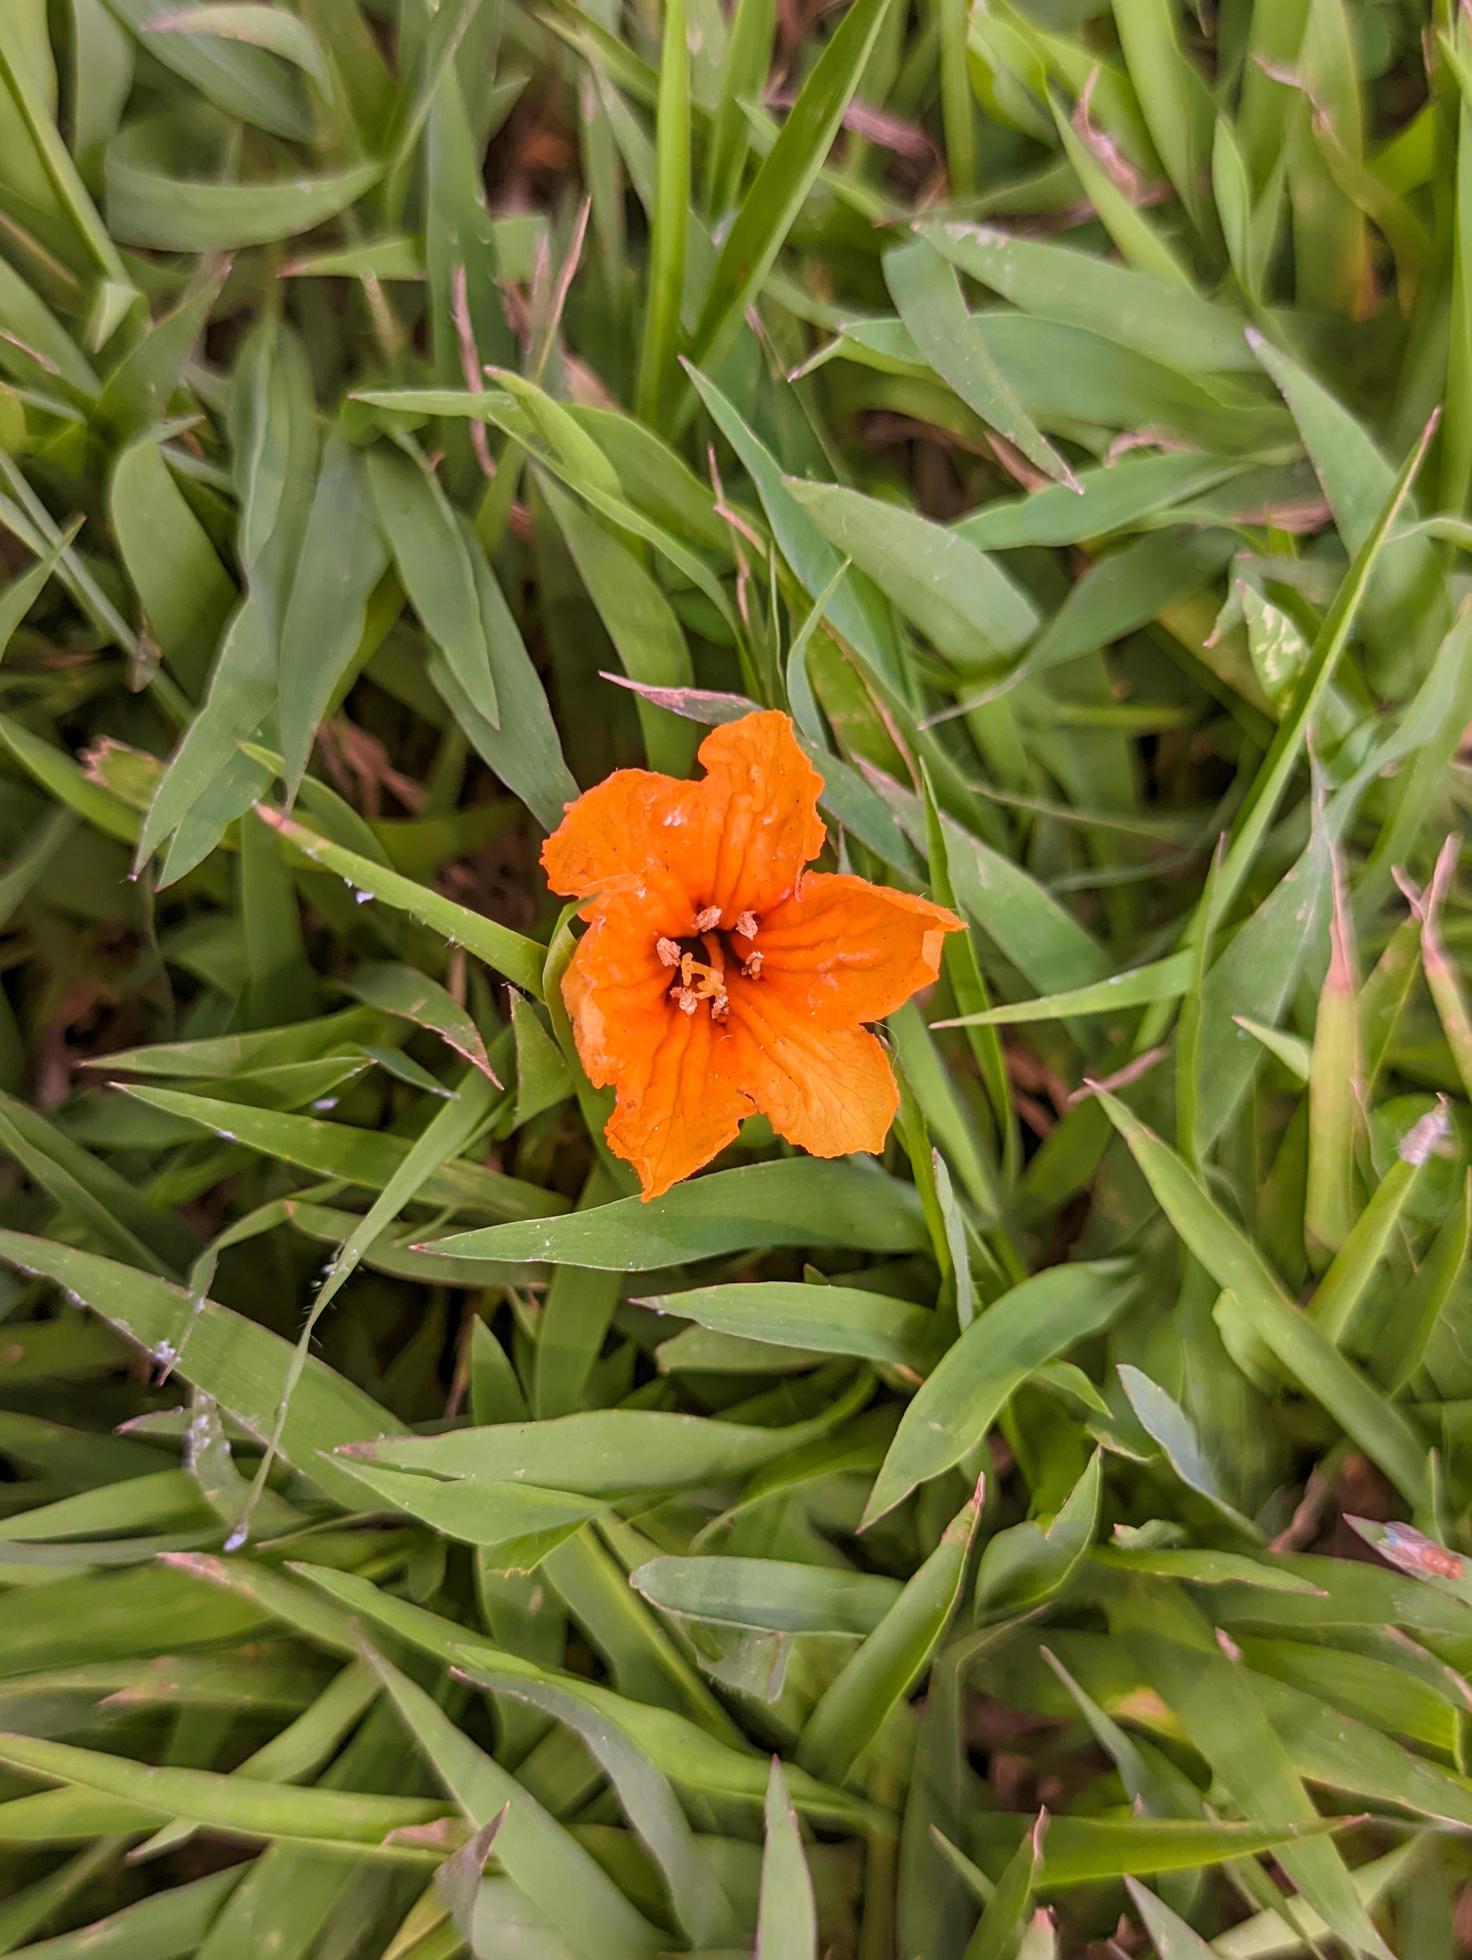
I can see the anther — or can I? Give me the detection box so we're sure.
[672,987,698,1015]
[733,911,758,940]
[742,950,764,980]
[655,937,681,968]
[693,905,721,932]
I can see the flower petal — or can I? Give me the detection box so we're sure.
[753,872,963,1023]
[727,980,899,1159]
[606,1009,752,1201]
[695,712,826,921]
[562,906,674,1090]
[541,769,710,930]
[562,908,751,1199]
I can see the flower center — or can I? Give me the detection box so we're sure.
[656,910,762,1021]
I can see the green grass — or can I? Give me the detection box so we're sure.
[0,0,1469,1953]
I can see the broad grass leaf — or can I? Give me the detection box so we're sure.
[636,1280,936,1367]
[530,1171,622,1420]
[0,1868,243,1958]
[295,1564,879,1829]
[0,1730,447,1850]
[0,1087,197,1273]
[276,434,388,794]
[93,269,223,446]
[540,475,697,774]
[112,1082,558,1219]
[429,530,577,830]
[703,0,774,210]
[689,0,895,364]
[1011,529,1237,685]
[963,1814,1044,1960]
[1048,94,1195,290]
[957,453,1244,551]
[1211,1845,1426,1960]
[335,1456,603,1556]
[0,253,97,395]
[1379,1172,1471,1391]
[105,0,312,136]
[0,1562,265,1684]
[632,0,688,428]
[803,313,1289,454]
[105,123,378,249]
[232,1064,504,1537]
[1213,414,1433,918]
[1127,1632,1395,1957]
[937,953,1194,1027]
[916,220,1250,373]
[109,440,235,697]
[885,238,1074,487]
[1194,816,1332,1145]
[632,1556,900,1634]
[567,404,730,554]
[421,1159,928,1269]
[758,1758,817,1960]
[362,1640,663,1958]
[147,4,331,90]
[1117,1365,1258,1536]
[0,523,80,670]
[877,775,1111,994]
[343,962,499,1083]
[1096,1092,1430,1506]
[974,1449,1101,1617]
[0,21,129,285]
[466,1663,742,1948]
[1208,1553,1472,1640]
[1308,1136,1430,1349]
[0,1229,393,1509]
[1125,1877,1235,1960]
[339,1376,872,1495]
[949,1807,1348,1893]
[254,807,547,995]
[92,1008,385,1079]
[682,360,905,690]
[798,1482,981,1785]
[540,1525,742,1738]
[364,440,498,730]
[0,711,141,847]
[784,478,1038,666]
[863,1263,1132,1525]
[1111,0,1217,235]
[1249,330,1447,694]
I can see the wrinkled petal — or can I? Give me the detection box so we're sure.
[562,906,675,1090]
[695,713,826,922]
[605,1008,752,1201]
[541,770,712,931]
[754,872,963,1022]
[726,980,899,1159]
[562,908,751,1198]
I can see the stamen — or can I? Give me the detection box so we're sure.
[693,905,721,932]
[661,928,735,1020]
[742,950,764,980]
[733,911,758,940]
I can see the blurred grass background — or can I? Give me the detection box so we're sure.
[0,0,1469,1953]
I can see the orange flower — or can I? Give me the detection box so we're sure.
[541,711,964,1200]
